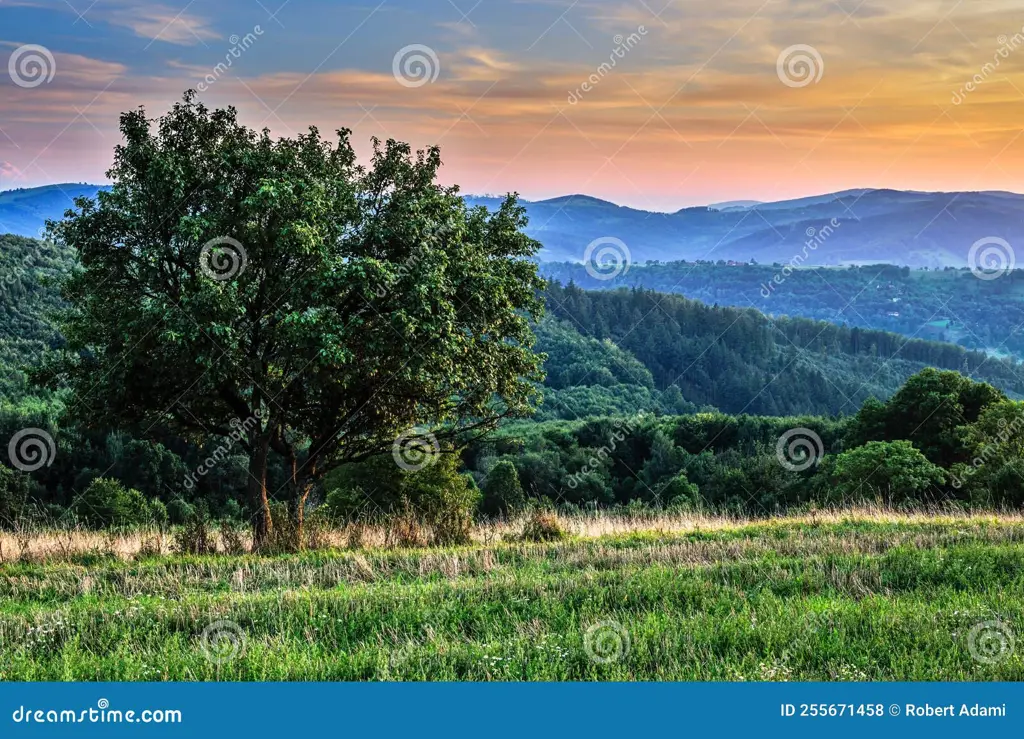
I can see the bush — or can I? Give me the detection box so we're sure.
[521,509,566,542]
[0,465,33,527]
[828,440,946,505]
[480,460,526,517]
[404,456,480,546]
[148,498,169,528]
[167,498,195,525]
[220,498,243,522]
[72,477,154,528]
[218,518,247,555]
[173,502,215,555]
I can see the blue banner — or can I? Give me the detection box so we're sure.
[1,683,1020,737]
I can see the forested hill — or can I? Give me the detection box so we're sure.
[4,231,1024,420]
[544,282,1024,417]
[542,261,1024,359]
[0,234,73,399]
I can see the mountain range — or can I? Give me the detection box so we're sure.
[4,184,1024,268]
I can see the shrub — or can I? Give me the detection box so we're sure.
[72,477,153,528]
[218,518,247,555]
[0,465,33,527]
[404,456,480,546]
[167,498,195,525]
[263,501,300,553]
[173,502,215,555]
[521,509,566,542]
[480,460,526,517]
[220,498,243,522]
[828,440,946,505]
[148,498,169,528]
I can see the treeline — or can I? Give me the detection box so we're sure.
[542,261,1024,358]
[545,282,1024,416]
[460,368,1024,513]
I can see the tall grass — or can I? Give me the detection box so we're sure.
[1,509,1022,681]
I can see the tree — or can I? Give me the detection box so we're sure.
[847,369,1005,467]
[480,459,525,516]
[827,441,946,505]
[0,465,33,527]
[40,92,545,545]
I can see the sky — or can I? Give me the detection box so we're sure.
[2,0,1024,210]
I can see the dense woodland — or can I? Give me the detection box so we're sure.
[542,261,1024,358]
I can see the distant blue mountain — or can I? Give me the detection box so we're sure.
[0,184,107,237]
[6,184,1024,268]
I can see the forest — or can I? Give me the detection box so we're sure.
[542,260,1024,358]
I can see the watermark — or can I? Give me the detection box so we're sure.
[567,26,648,104]
[583,620,630,664]
[199,236,248,281]
[968,236,1014,281]
[392,428,440,472]
[777,44,824,88]
[583,236,631,281]
[775,427,824,472]
[393,44,440,88]
[183,413,260,491]
[196,26,264,92]
[567,417,640,489]
[200,619,247,665]
[8,44,55,88]
[967,620,1015,665]
[951,411,1024,489]
[370,223,451,299]
[11,699,182,725]
[760,219,841,298]
[952,29,1024,105]
[7,428,56,472]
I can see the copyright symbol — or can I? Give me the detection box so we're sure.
[889,704,900,716]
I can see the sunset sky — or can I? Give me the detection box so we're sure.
[3,0,1024,210]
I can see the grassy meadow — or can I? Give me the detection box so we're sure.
[1,510,1023,681]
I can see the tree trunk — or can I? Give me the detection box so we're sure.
[248,433,272,547]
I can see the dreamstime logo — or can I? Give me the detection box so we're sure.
[776,44,824,88]
[7,428,56,472]
[8,44,56,88]
[183,412,261,490]
[567,416,640,489]
[583,620,630,664]
[199,237,248,281]
[392,428,440,472]
[967,620,1015,665]
[196,25,264,92]
[952,28,1024,105]
[583,237,631,280]
[761,218,841,298]
[200,619,247,665]
[392,44,440,88]
[567,26,648,104]
[968,237,1014,281]
[775,427,823,472]
[951,412,1024,489]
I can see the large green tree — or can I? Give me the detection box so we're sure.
[39,92,545,544]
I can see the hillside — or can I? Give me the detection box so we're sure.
[544,282,1024,417]
[542,261,1024,360]
[0,185,107,238]
[7,185,1024,268]
[4,233,1024,420]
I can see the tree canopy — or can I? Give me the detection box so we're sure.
[38,92,546,543]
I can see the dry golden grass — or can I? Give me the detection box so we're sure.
[2,504,1023,564]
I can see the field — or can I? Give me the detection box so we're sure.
[1,510,1023,681]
